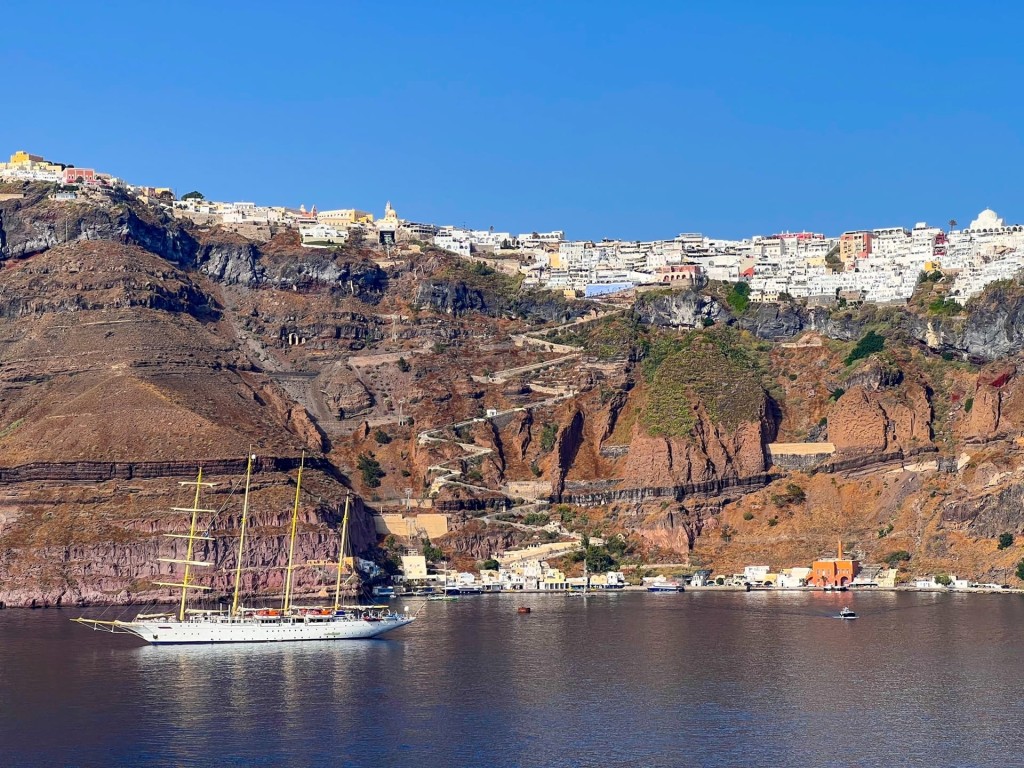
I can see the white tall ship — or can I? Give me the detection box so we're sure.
[74,454,414,645]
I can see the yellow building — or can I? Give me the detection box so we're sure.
[374,512,449,539]
[0,150,63,177]
[401,554,428,580]
[10,151,43,164]
[540,569,568,590]
[317,208,375,227]
[876,568,899,588]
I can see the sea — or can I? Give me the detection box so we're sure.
[2,590,1024,767]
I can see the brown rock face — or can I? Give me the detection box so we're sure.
[966,364,1015,438]
[319,362,374,419]
[619,404,771,489]
[829,388,889,453]
[0,468,375,608]
[829,384,932,454]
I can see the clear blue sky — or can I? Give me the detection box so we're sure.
[3,1,1020,240]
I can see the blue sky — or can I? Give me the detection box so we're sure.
[3,1,1021,239]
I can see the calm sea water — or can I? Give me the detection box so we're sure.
[2,591,1024,767]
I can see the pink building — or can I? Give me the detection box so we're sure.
[63,168,97,185]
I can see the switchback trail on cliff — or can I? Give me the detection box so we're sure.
[414,309,623,499]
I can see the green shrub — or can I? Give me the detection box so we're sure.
[374,429,392,445]
[928,297,963,316]
[829,387,845,401]
[357,453,385,488]
[584,544,616,573]
[726,281,751,313]
[964,397,974,413]
[845,330,885,366]
[742,511,755,521]
[767,516,779,527]
[884,550,912,567]
[421,538,444,563]
[934,573,953,587]
[540,422,558,452]
[480,558,500,571]
[396,357,411,372]
[771,483,806,507]
[523,512,550,526]
[998,532,1014,550]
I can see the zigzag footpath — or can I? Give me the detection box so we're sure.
[416,308,623,497]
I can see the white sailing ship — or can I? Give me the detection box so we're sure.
[74,454,414,644]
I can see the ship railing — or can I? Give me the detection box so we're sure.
[70,618,148,636]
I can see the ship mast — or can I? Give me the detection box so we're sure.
[230,453,256,617]
[333,493,352,612]
[156,468,216,622]
[282,452,305,613]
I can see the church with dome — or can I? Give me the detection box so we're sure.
[968,208,1005,230]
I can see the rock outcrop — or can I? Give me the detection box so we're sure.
[416,277,593,323]
[634,290,728,328]
[904,283,1024,362]
[828,383,932,454]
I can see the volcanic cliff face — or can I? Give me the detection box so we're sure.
[0,191,397,606]
[6,183,1024,596]
[903,283,1024,361]
[0,188,199,264]
[0,466,375,608]
[642,282,1024,364]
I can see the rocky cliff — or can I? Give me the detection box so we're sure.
[6,186,1024,594]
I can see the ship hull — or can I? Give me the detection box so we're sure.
[121,616,414,645]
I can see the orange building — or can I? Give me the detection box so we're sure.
[839,231,872,263]
[808,540,859,587]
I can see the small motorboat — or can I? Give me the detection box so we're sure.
[838,606,858,620]
[517,606,531,614]
[647,582,685,593]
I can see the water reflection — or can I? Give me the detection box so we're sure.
[5,592,1024,766]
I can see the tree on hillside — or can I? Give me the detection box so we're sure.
[421,538,445,563]
[998,532,1015,550]
[182,190,204,200]
[585,545,616,574]
[357,452,385,488]
[726,281,751,313]
[883,550,912,568]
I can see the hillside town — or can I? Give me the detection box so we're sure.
[4,149,1024,308]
